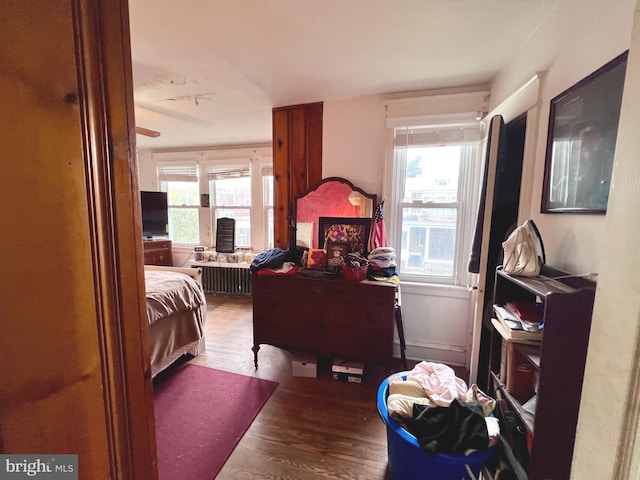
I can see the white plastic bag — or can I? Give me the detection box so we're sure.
[502,220,545,276]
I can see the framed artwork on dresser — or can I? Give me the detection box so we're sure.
[326,242,348,268]
[318,217,371,255]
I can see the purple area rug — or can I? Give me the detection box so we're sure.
[153,363,278,480]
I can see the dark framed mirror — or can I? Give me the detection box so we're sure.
[293,177,376,252]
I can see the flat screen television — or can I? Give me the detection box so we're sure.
[140,191,169,238]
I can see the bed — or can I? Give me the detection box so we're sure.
[144,265,207,377]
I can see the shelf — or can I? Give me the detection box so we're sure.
[491,370,535,434]
[488,265,596,480]
[497,436,529,480]
[497,267,596,298]
[516,344,541,369]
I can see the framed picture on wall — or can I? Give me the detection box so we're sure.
[541,51,628,213]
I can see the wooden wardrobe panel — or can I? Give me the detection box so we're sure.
[272,102,323,249]
[273,108,292,249]
[289,107,309,195]
[306,102,324,184]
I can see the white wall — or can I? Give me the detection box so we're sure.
[136,149,156,191]
[490,0,636,275]
[322,95,387,197]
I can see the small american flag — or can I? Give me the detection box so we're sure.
[368,200,388,252]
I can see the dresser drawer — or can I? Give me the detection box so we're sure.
[143,239,172,266]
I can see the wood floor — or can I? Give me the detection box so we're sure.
[185,293,465,479]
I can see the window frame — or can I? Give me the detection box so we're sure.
[152,146,273,251]
[157,163,201,246]
[384,124,484,286]
[208,168,252,249]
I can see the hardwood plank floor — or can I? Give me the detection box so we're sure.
[185,293,467,479]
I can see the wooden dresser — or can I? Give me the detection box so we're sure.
[142,238,172,266]
[251,273,398,369]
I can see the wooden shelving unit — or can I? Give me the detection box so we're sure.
[485,266,596,479]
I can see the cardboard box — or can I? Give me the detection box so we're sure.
[332,372,362,383]
[291,352,317,378]
[332,358,364,376]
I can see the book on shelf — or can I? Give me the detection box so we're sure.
[504,300,544,325]
[494,305,542,333]
[491,317,542,345]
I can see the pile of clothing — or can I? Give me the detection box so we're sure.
[249,247,304,275]
[387,361,500,455]
[367,247,399,284]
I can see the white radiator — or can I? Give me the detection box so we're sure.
[200,264,252,295]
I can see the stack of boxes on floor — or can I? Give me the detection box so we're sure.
[331,358,364,383]
[290,353,365,382]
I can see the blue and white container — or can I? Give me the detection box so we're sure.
[377,373,497,480]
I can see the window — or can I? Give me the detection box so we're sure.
[262,165,274,249]
[390,124,482,285]
[208,166,251,249]
[157,164,200,244]
[152,147,273,251]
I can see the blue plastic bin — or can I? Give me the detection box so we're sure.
[377,372,497,480]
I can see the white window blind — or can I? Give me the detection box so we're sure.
[394,124,482,147]
[207,166,250,181]
[157,164,198,182]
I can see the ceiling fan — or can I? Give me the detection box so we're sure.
[158,91,217,106]
[135,126,161,138]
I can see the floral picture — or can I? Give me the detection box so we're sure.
[318,217,371,255]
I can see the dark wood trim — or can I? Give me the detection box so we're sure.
[75,0,157,478]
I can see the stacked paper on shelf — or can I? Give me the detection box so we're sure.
[494,303,543,337]
[491,316,542,344]
[504,301,544,330]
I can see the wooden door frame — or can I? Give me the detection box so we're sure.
[76,0,157,477]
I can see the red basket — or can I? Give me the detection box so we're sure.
[341,264,367,281]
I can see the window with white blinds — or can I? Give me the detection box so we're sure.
[152,146,273,250]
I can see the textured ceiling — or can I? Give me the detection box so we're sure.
[128,0,557,150]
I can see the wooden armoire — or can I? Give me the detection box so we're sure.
[272,102,323,249]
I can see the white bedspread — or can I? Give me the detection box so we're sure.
[145,270,206,325]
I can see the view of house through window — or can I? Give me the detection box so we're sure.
[164,181,200,244]
[391,123,482,284]
[400,146,461,276]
